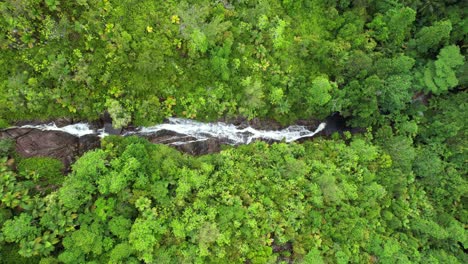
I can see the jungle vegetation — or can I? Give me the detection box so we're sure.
[0,0,466,263]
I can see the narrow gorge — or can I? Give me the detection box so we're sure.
[0,115,354,169]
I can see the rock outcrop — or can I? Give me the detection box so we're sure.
[173,138,222,155]
[0,128,100,170]
[139,130,222,155]
[1,114,358,169]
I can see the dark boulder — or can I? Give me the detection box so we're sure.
[140,130,197,145]
[13,130,78,168]
[0,128,33,139]
[220,116,284,130]
[247,118,283,130]
[99,112,122,135]
[53,117,74,127]
[139,130,221,155]
[78,135,101,156]
[321,113,349,136]
[0,128,101,170]
[173,138,221,155]
[104,123,122,135]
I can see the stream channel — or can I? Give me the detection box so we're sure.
[0,115,351,169]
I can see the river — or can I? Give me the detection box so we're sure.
[17,117,327,145]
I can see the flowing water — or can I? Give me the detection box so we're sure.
[16,118,327,145]
[20,123,108,138]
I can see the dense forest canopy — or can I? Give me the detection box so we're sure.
[0,0,465,126]
[0,0,466,263]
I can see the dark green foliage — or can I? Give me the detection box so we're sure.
[410,20,452,55]
[0,243,41,264]
[17,157,64,185]
[0,139,13,157]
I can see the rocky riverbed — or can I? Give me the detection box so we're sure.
[0,114,356,170]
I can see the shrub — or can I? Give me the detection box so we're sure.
[0,119,8,129]
[17,157,64,185]
[0,139,14,157]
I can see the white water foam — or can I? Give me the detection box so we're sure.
[16,118,326,144]
[19,123,108,138]
[130,118,326,145]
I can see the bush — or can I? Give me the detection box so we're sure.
[0,208,12,226]
[0,139,14,157]
[0,119,8,129]
[0,243,41,264]
[17,157,64,185]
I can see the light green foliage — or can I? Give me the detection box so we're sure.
[272,18,289,50]
[58,223,108,263]
[189,29,209,56]
[301,248,324,264]
[0,1,467,263]
[308,76,333,107]
[59,150,107,210]
[413,147,443,178]
[107,99,132,129]
[62,226,102,255]
[388,7,416,44]
[0,119,8,129]
[421,45,464,94]
[1,131,466,263]
[2,214,38,243]
[340,76,381,127]
[380,74,413,112]
[367,14,389,42]
[0,161,33,209]
[377,129,416,174]
[415,92,467,214]
[109,243,134,263]
[109,216,132,240]
[239,77,266,119]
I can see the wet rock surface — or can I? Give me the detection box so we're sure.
[13,117,74,128]
[78,135,101,156]
[1,113,361,169]
[141,130,196,144]
[173,138,222,155]
[139,130,224,155]
[225,116,284,130]
[321,114,349,136]
[0,128,100,170]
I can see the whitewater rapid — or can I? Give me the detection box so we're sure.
[20,123,108,138]
[16,118,326,145]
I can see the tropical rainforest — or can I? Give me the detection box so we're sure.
[0,0,466,263]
